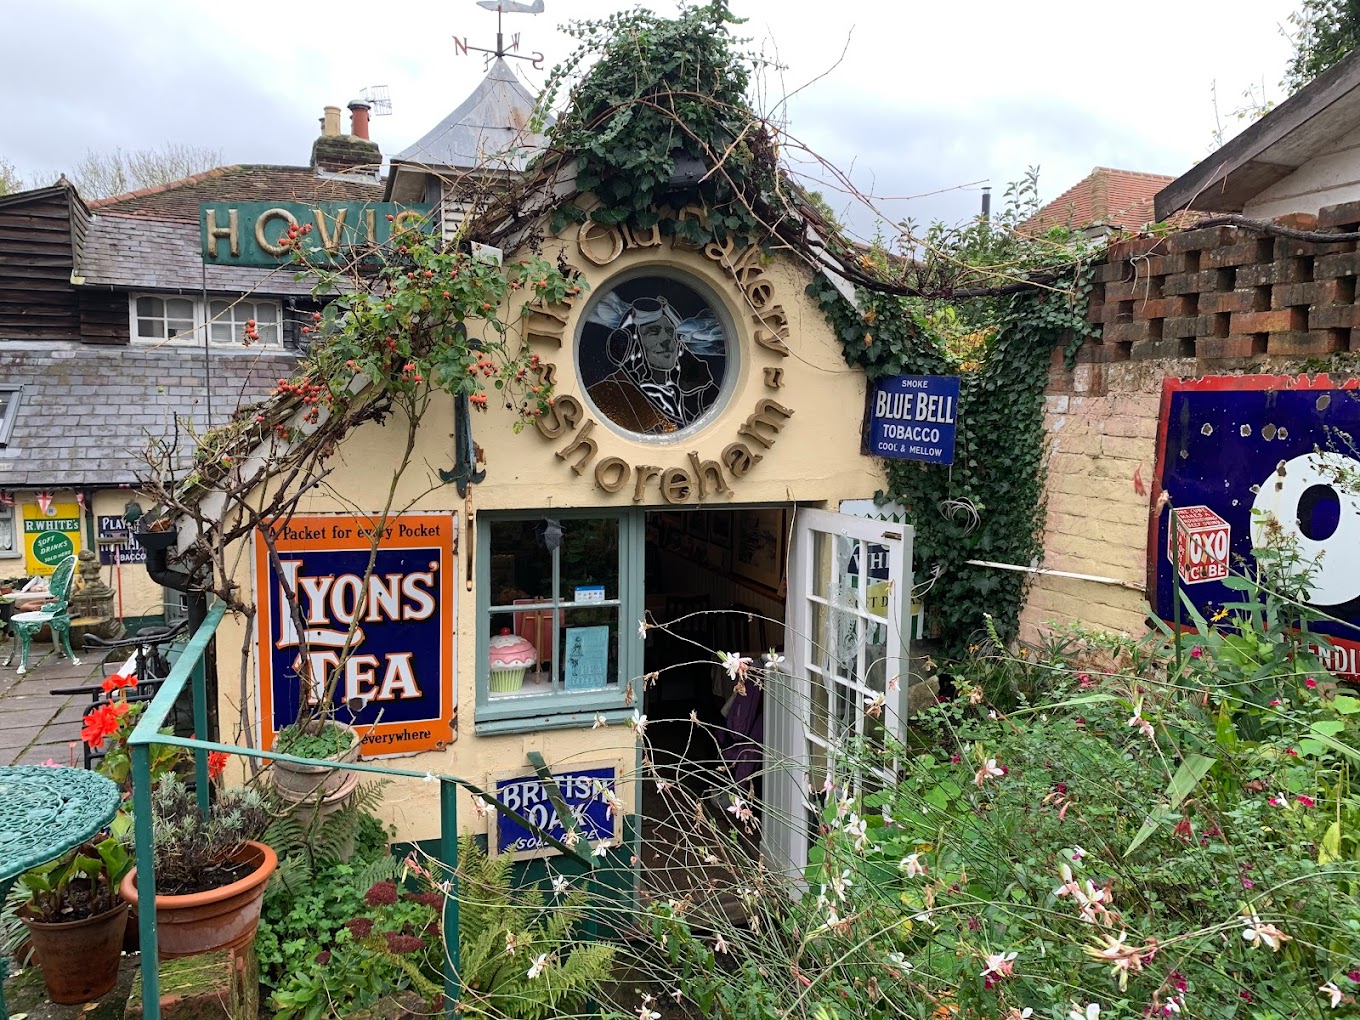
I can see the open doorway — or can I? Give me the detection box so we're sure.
[638,507,788,905]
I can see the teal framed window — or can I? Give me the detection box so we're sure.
[475,510,643,731]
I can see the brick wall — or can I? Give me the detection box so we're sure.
[1019,202,1360,644]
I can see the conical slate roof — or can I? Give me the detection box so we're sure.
[393,58,548,172]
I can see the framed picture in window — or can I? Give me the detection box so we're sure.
[733,508,785,592]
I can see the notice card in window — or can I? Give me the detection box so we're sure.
[563,625,609,690]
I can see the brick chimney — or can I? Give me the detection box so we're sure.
[348,100,372,141]
[311,103,381,176]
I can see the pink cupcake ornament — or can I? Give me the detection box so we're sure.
[489,628,537,693]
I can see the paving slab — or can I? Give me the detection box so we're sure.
[0,638,107,766]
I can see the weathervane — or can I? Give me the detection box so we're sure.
[454,0,546,70]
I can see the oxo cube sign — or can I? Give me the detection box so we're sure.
[1167,505,1230,585]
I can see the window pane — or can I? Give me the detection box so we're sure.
[561,609,619,691]
[137,318,165,339]
[136,296,160,317]
[167,298,195,319]
[256,321,280,344]
[256,304,278,324]
[560,518,618,600]
[489,519,553,606]
[209,321,233,343]
[209,300,229,318]
[168,319,195,339]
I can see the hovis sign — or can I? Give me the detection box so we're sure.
[255,513,456,757]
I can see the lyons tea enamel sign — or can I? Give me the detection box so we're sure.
[254,513,456,756]
[1149,375,1360,681]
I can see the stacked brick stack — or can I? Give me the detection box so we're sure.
[1085,202,1360,363]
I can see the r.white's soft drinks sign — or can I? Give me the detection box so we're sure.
[254,513,456,757]
[1150,375,1360,681]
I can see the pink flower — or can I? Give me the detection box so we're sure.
[1189,646,1203,659]
[975,759,1005,786]
[1078,672,1094,688]
[1297,794,1317,807]
[1306,677,1319,689]
[981,951,1017,985]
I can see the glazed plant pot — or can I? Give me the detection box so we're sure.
[20,901,129,1004]
[119,840,277,959]
[271,721,361,801]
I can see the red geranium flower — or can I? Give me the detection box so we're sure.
[81,702,129,751]
[207,751,229,780]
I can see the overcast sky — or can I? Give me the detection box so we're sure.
[5,0,1298,236]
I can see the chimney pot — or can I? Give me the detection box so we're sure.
[348,100,372,141]
[322,106,342,137]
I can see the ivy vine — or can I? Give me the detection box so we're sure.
[536,1,781,248]
[815,178,1101,656]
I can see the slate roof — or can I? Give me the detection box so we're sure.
[393,59,548,172]
[0,341,293,487]
[90,165,383,223]
[1022,167,1178,234]
[80,213,326,296]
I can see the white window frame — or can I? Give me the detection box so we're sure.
[207,297,283,347]
[0,504,15,556]
[130,294,199,344]
[0,385,22,447]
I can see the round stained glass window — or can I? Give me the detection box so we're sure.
[577,273,731,437]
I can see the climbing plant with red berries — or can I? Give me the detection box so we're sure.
[277,221,583,431]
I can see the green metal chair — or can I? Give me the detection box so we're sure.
[5,554,82,674]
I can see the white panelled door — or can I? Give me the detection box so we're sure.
[763,508,913,877]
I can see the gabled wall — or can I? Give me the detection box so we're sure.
[0,185,81,341]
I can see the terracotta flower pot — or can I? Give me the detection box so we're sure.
[20,901,129,1004]
[119,840,277,959]
[271,722,361,801]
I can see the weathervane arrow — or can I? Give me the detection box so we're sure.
[456,0,546,68]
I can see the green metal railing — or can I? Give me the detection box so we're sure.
[126,598,597,1020]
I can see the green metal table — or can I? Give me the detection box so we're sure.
[0,766,121,1019]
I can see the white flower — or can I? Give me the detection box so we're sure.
[629,711,648,736]
[885,951,913,972]
[1241,912,1290,951]
[505,932,521,956]
[592,713,608,729]
[551,874,570,896]
[1321,981,1343,1009]
[882,809,895,827]
[638,619,649,638]
[1127,702,1156,741]
[974,758,1004,786]
[1070,845,1087,861]
[714,934,729,954]
[1162,997,1182,1015]
[864,692,886,716]
[981,951,1017,979]
[900,853,927,878]
[670,989,683,1004]
[727,797,753,823]
[843,812,868,850]
[762,649,785,669]
[1069,1004,1101,1020]
[827,868,854,901]
[562,829,580,849]
[526,953,548,979]
[887,674,900,692]
[912,910,935,927]
[720,651,751,680]
[636,1008,660,1020]
[592,841,612,858]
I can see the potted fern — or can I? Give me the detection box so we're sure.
[118,776,275,959]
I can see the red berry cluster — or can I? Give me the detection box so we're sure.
[243,318,260,344]
[272,376,331,424]
[276,221,314,251]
